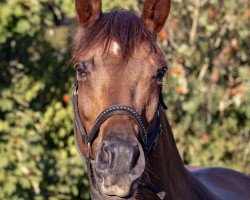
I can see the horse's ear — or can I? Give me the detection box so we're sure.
[141,0,171,33]
[75,0,102,26]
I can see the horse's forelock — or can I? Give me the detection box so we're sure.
[73,9,158,62]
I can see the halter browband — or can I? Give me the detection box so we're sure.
[73,77,167,199]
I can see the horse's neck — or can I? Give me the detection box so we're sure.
[141,109,215,200]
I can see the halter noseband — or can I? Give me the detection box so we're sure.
[73,77,167,199]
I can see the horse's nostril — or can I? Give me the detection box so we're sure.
[131,146,140,170]
[96,141,112,173]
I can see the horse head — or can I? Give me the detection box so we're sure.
[72,0,171,199]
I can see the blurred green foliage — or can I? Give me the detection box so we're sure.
[0,0,249,199]
[161,0,250,174]
[0,0,88,199]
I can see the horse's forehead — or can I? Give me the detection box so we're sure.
[108,39,154,58]
[79,39,163,71]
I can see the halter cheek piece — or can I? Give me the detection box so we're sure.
[73,77,168,199]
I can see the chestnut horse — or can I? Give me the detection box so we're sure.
[72,0,250,199]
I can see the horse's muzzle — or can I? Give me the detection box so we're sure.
[95,135,145,198]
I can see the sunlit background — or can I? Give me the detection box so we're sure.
[0,0,249,199]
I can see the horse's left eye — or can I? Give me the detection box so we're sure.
[156,68,167,83]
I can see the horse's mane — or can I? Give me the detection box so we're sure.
[73,9,158,62]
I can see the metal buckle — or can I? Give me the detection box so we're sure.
[86,142,91,159]
[157,191,166,200]
[73,85,78,96]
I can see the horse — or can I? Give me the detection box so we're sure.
[71,0,250,199]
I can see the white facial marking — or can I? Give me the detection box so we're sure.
[112,41,120,55]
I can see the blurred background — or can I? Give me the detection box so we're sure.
[0,0,249,199]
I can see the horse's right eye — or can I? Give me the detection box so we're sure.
[75,62,88,76]
[156,67,167,84]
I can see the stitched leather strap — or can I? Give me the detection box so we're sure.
[88,105,148,146]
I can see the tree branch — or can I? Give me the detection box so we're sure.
[189,0,201,45]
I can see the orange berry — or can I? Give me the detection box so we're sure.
[231,85,245,96]
[236,85,245,94]
[210,72,219,83]
[231,89,237,96]
[208,8,218,20]
[170,66,184,77]
[159,31,168,41]
[244,9,250,19]
[202,134,211,144]
[175,87,186,95]
[171,17,179,29]
[231,39,239,52]
[63,94,70,103]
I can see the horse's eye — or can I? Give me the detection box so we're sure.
[75,62,88,76]
[156,68,167,83]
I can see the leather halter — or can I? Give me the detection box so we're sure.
[73,77,167,199]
